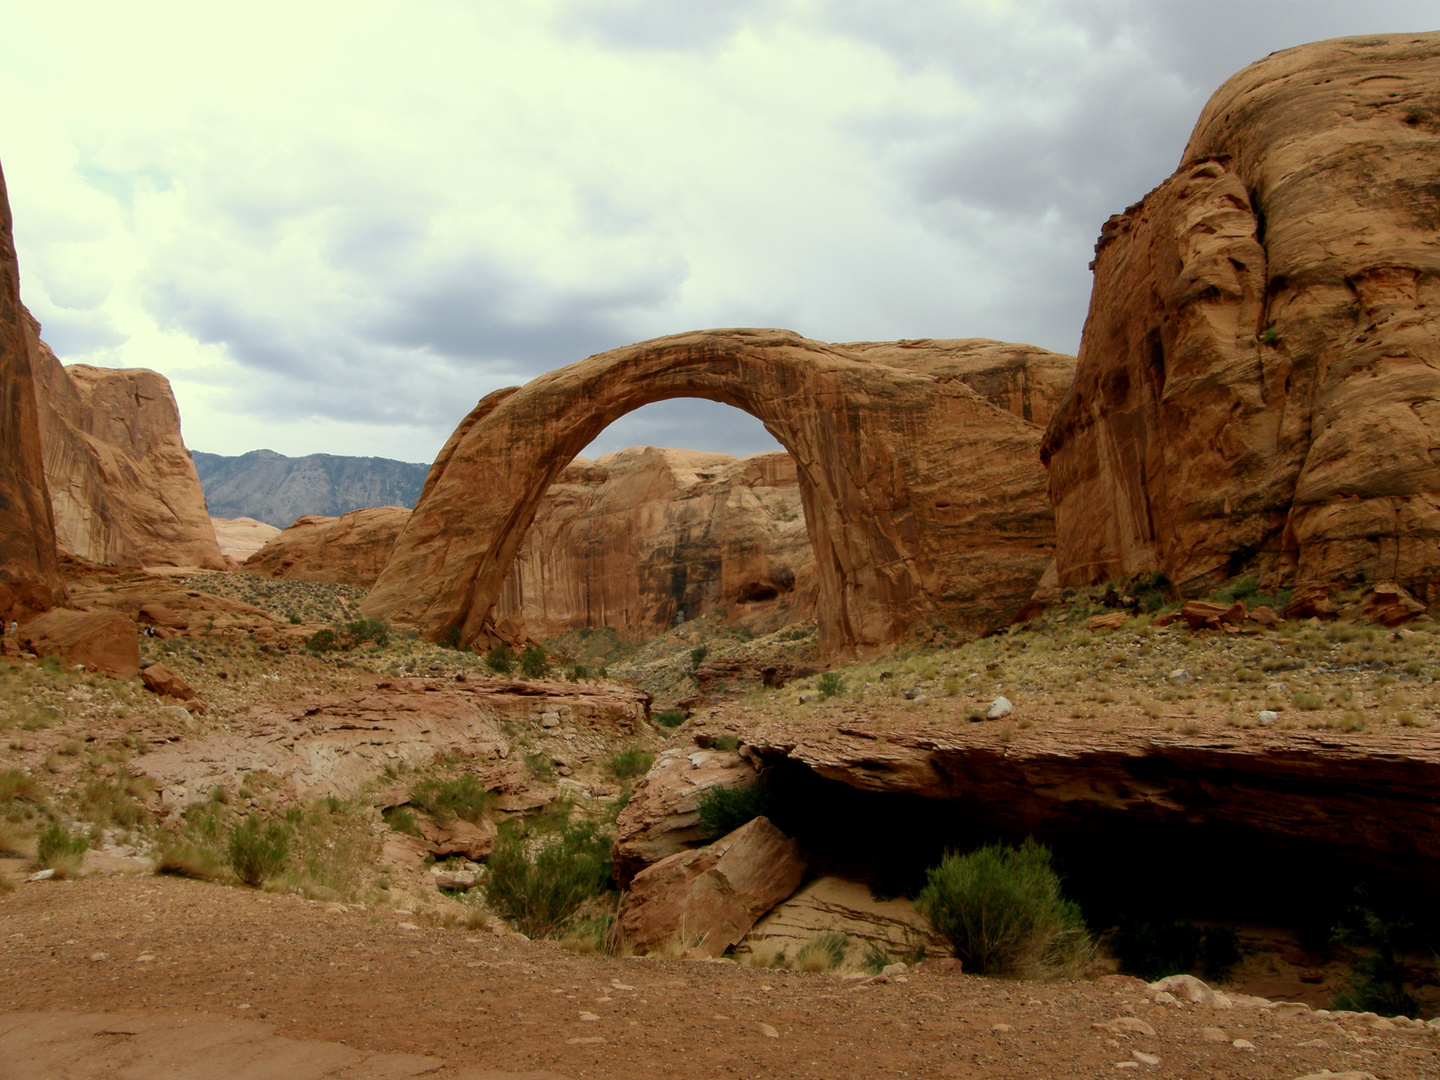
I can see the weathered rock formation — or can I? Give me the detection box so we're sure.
[16,608,139,678]
[242,507,411,588]
[495,447,815,640]
[210,516,281,562]
[615,815,806,957]
[1043,32,1440,601]
[365,331,1073,658]
[0,161,65,620]
[29,327,224,570]
[734,875,946,964]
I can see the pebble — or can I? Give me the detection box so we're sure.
[1167,669,1192,684]
[986,696,1013,719]
[579,1012,599,1022]
[1113,1063,1139,1070]
[1111,1018,1157,1037]
[397,922,420,931]
[25,869,55,883]
[1131,1051,1160,1066]
[991,1024,1012,1033]
[90,952,108,962]
[1200,1027,1228,1043]
[1231,1039,1254,1050]
[1258,710,1278,725]
[758,1023,779,1038]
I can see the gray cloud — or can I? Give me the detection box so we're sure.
[556,0,765,50]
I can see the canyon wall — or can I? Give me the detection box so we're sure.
[1043,31,1440,599]
[29,325,225,570]
[0,161,65,619]
[242,506,411,588]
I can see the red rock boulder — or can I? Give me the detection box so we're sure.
[616,815,806,958]
[19,609,139,677]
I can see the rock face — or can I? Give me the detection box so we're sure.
[494,447,815,640]
[615,815,806,957]
[365,331,1073,659]
[734,875,946,964]
[612,746,760,886]
[210,516,281,562]
[28,327,225,570]
[1043,32,1440,601]
[0,161,65,621]
[242,507,411,588]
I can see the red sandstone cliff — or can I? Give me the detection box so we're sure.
[28,324,225,570]
[241,506,411,587]
[0,161,65,620]
[1043,32,1440,600]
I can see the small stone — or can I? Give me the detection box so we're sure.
[90,951,108,961]
[1257,710,1279,725]
[903,687,922,700]
[1295,1039,1330,1048]
[397,922,420,931]
[1111,1018,1157,1037]
[909,694,928,705]
[135,954,155,963]
[1149,974,1216,1007]
[1231,1039,1254,1050]
[1168,669,1192,684]
[1200,1026,1228,1043]
[1367,1017,1395,1031]
[579,1012,599,1021]
[25,869,55,882]
[796,693,814,705]
[881,962,908,976]
[991,1023,1012,1033]
[1113,1060,1139,1069]
[758,1023,779,1038]
[1131,1051,1160,1066]
[986,696,1013,719]
[1151,991,1177,1005]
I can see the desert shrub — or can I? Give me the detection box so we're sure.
[1201,925,1243,982]
[343,617,390,647]
[1113,918,1202,981]
[36,822,88,877]
[523,751,555,780]
[484,643,515,674]
[653,709,687,728]
[915,838,1090,977]
[860,939,894,974]
[154,841,227,881]
[795,932,849,972]
[305,628,339,653]
[817,671,845,698]
[409,774,490,824]
[382,805,422,836]
[482,819,613,938]
[227,815,291,887]
[1332,901,1423,1017]
[442,625,462,650]
[606,746,654,779]
[689,644,709,670]
[0,768,44,810]
[78,775,153,829]
[568,664,591,682]
[519,644,550,679]
[696,782,773,837]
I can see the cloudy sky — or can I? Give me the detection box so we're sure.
[2,1,1437,464]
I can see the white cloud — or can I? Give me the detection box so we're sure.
[1,0,1436,461]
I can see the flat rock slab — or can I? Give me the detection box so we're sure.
[0,1011,571,1080]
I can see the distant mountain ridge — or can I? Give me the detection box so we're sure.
[193,449,430,529]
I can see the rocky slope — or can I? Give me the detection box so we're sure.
[366,331,1073,659]
[28,328,224,570]
[194,449,429,528]
[0,161,65,621]
[1044,31,1440,602]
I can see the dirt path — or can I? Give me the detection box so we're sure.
[4,876,1436,1079]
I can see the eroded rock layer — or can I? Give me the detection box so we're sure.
[1043,32,1440,599]
[0,161,65,620]
[29,327,224,570]
[365,331,1072,658]
[494,447,816,641]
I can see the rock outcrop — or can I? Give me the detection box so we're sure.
[365,331,1073,659]
[615,815,806,957]
[0,160,65,620]
[17,609,139,678]
[29,327,225,570]
[494,447,816,640]
[734,875,946,964]
[1043,32,1440,602]
[242,507,411,588]
[210,516,281,562]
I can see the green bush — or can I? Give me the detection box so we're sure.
[1113,918,1202,981]
[481,819,613,938]
[382,806,422,837]
[409,774,490,824]
[689,644,709,670]
[817,671,845,698]
[653,709,687,728]
[305,628,339,653]
[36,822,88,877]
[606,747,654,779]
[795,932,849,972]
[915,838,1090,976]
[342,617,390,646]
[1332,902,1422,1017]
[696,782,772,837]
[519,644,550,679]
[568,664,591,682]
[227,815,291,887]
[484,643,515,674]
[442,625,462,650]
[524,752,555,780]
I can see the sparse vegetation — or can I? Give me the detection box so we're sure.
[481,818,613,938]
[652,709,687,728]
[485,643,516,674]
[227,814,291,887]
[795,932,849,972]
[409,774,490,824]
[519,644,550,679]
[696,782,773,838]
[816,671,845,698]
[606,746,654,779]
[36,821,88,877]
[915,838,1090,977]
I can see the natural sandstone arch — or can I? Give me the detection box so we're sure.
[363,329,1072,659]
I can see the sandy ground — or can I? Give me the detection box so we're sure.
[3,875,1437,1079]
